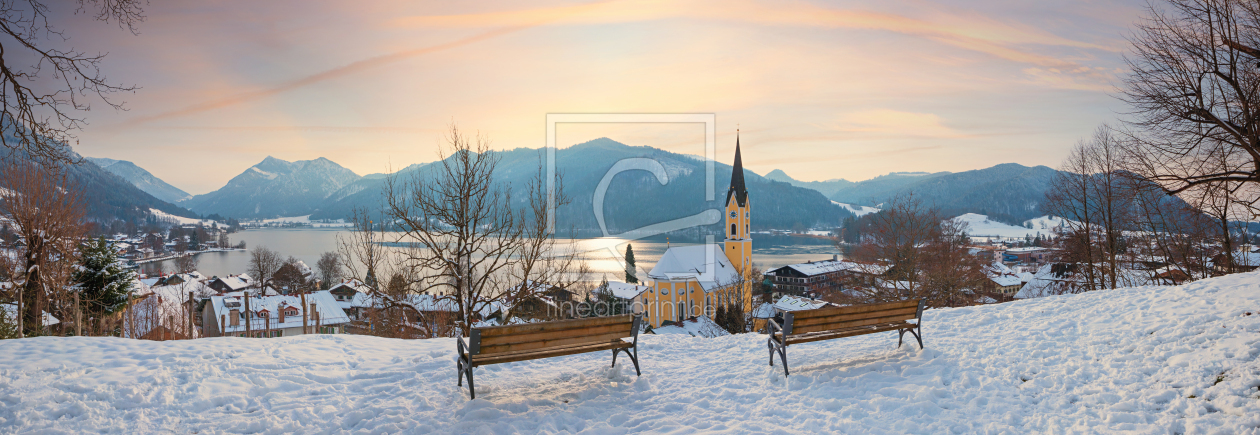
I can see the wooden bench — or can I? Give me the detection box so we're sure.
[766,299,925,376]
[456,314,642,399]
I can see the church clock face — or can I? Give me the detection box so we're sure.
[730,211,737,218]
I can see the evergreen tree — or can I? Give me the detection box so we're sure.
[75,237,135,319]
[624,244,638,284]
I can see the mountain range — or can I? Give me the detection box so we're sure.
[179,156,361,218]
[85,139,1072,229]
[86,157,192,204]
[769,164,1061,224]
[2,149,198,224]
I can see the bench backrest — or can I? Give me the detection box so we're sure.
[470,315,638,356]
[784,299,923,336]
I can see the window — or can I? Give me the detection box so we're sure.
[731,224,736,235]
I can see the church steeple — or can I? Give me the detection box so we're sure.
[726,134,748,207]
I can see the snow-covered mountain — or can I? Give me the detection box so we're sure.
[86,157,191,203]
[765,169,853,197]
[1,148,197,224]
[310,138,852,231]
[182,156,361,218]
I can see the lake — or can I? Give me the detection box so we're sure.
[140,228,841,280]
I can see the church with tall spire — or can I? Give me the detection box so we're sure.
[641,133,754,328]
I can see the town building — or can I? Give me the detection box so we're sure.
[202,290,349,337]
[763,256,849,297]
[642,137,754,327]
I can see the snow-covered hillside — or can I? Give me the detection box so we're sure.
[3,273,1260,433]
[148,208,215,226]
[951,213,1059,239]
[833,201,880,217]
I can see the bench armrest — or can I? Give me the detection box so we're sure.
[915,298,927,322]
[457,336,469,359]
[630,314,642,347]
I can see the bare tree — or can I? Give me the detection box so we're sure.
[1045,127,1132,291]
[845,193,940,303]
[919,219,988,307]
[272,258,308,294]
[247,246,281,292]
[1120,0,1260,213]
[1126,176,1218,282]
[316,251,340,289]
[383,125,582,335]
[0,160,87,335]
[173,252,198,273]
[0,0,145,165]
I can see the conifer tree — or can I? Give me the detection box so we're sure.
[75,237,135,319]
[624,244,638,284]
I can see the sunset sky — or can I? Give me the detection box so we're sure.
[62,0,1147,194]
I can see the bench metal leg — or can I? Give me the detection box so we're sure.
[457,356,476,399]
[767,338,789,376]
[898,326,924,350]
[611,347,641,376]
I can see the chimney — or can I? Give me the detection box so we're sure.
[229,309,240,326]
[278,305,286,324]
[832,254,838,261]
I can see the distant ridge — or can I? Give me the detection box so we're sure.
[86,157,192,204]
[182,156,361,218]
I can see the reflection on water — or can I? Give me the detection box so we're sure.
[142,228,841,279]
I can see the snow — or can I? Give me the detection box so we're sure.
[605,281,651,300]
[833,201,879,217]
[147,208,214,226]
[3,273,1260,433]
[651,315,730,338]
[249,166,279,179]
[1024,215,1072,231]
[951,213,1047,239]
[647,244,741,292]
[256,215,351,227]
[771,258,852,277]
[0,303,58,326]
[207,291,349,334]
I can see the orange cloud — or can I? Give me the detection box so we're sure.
[393,0,1117,68]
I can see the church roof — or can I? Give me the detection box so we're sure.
[726,136,748,207]
[647,244,741,292]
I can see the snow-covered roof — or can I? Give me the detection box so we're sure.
[652,315,730,338]
[986,262,1023,287]
[214,274,254,292]
[773,295,835,312]
[769,259,852,277]
[207,290,349,333]
[605,282,651,300]
[1015,264,1158,299]
[647,244,741,292]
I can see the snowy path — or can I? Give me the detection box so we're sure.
[2,273,1260,434]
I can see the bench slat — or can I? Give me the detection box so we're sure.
[790,306,918,328]
[476,315,632,337]
[790,300,918,320]
[472,340,632,366]
[791,312,918,335]
[479,331,634,355]
[783,322,909,345]
[478,323,632,347]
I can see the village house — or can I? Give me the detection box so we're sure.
[763,256,850,297]
[1003,247,1052,265]
[201,291,349,337]
[207,274,255,294]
